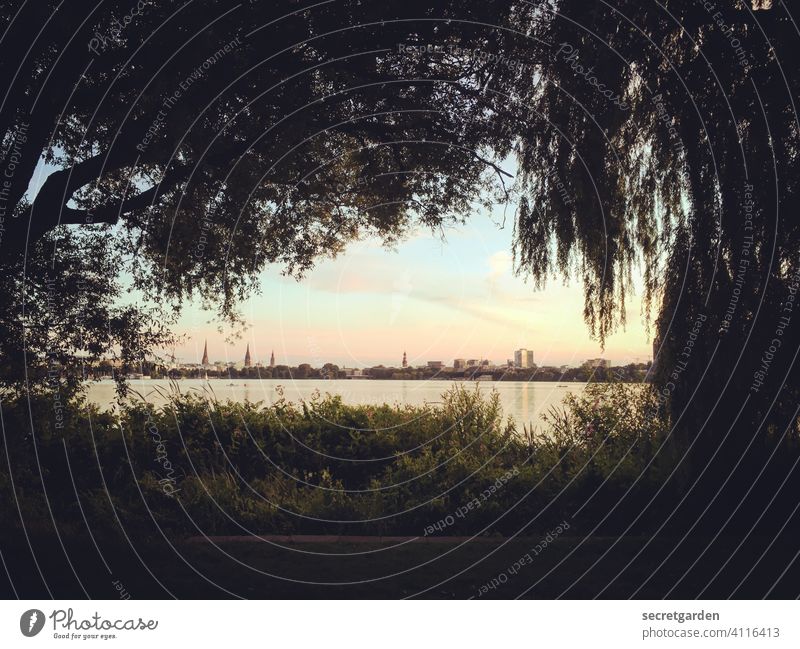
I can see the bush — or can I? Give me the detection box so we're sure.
[0,382,675,540]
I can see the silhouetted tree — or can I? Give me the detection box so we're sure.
[2,2,799,499]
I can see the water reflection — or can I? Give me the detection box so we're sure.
[88,379,587,428]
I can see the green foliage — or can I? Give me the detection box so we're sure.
[2,2,798,456]
[1,383,683,540]
[540,383,671,484]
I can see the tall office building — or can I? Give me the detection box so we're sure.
[514,348,534,368]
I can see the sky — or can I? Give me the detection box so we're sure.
[28,157,654,369]
[176,202,654,368]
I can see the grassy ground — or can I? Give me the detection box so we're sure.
[3,531,799,599]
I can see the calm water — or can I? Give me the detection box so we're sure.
[86,379,586,427]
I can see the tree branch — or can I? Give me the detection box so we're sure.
[68,165,191,228]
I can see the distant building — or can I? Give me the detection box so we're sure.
[466,359,479,367]
[270,350,275,368]
[244,344,252,368]
[584,358,610,369]
[453,358,466,369]
[402,351,408,368]
[514,349,535,368]
[427,361,444,369]
[201,340,209,366]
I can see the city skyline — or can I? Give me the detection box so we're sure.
[172,207,653,367]
[176,338,646,370]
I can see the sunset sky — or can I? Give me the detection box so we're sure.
[175,201,654,368]
[25,154,653,368]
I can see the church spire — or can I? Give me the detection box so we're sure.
[402,350,407,368]
[270,350,275,367]
[244,343,252,368]
[201,340,209,365]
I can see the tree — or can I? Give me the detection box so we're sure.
[294,364,312,379]
[2,0,798,494]
[0,0,524,390]
[510,1,800,488]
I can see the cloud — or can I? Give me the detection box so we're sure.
[487,250,513,282]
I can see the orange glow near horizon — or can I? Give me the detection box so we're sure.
[173,212,653,368]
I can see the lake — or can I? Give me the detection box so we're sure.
[86,378,587,428]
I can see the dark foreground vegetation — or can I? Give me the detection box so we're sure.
[3,383,800,598]
[2,384,675,540]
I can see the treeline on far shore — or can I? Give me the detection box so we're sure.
[79,361,653,383]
